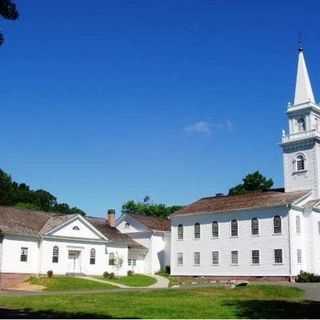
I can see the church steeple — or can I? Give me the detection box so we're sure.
[294,48,315,105]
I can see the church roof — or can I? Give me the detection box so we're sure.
[170,190,308,217]
[0,206,145,249]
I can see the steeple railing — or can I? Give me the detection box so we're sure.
[282,129,320,144]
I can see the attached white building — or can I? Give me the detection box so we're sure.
[116,214,171,274]
[0,208,145,288]
[170,48,320,281]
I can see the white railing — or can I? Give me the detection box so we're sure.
[282,129,320,143]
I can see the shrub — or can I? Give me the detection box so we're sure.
[47,270,53,278]
[109,272,115,279]
[165,265,171,274]
[103,271,110,279]
[296,271,320,282]
[127,270,134,276]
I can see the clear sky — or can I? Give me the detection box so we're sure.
[1,0,320,217]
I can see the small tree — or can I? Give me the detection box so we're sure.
[0,0,19,45]
[229,171,274,196]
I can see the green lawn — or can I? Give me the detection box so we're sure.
[100,274,157,287]
[29,276,115,291]
[0,285,318,318]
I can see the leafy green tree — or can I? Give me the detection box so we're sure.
[228,171,274,196]
[0,169,13,205]
[0,0,19,45]
[122,197,182,218]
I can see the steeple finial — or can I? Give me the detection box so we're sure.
[294,48,315,105]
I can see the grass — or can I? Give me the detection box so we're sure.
[0,285,317,318]
[29,276,116,291]
[99,274,157,287]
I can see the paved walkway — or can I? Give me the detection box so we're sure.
[293,283,320,301]
[77,274,169,289]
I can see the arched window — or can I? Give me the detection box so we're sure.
[90,248,96,265]
[231,219,238,237]
[296,155,305,171]
[274,216,282,234]
[52,246,59,263]
[178,224,183,240]
[109,252,115,266]
[194,223,200,239]
[297,118,306,132]
[212,221,219,238]
[251,218,259,235]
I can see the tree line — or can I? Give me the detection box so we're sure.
[0,169,86,215]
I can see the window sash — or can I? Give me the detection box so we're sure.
[231,220,238,237]
[273,216,282,234]
[212,222,219,237]
[251,218,259,235]
[194,223,200,239]
[52,246,59,263]
[20,247,28,262]
[252,250,260,264]
[296,216,301,233]
[274,249,283,264]
[297,249,302,264]
[212,251,219,265]
[178,225,183,240]
[109,253,115,265]
[177,253,183,266]
[194,252,200,265]
[231,250,238,265]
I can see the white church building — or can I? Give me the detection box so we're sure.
[170,48,320,281]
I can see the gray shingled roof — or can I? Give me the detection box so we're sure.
[0,206,146,249]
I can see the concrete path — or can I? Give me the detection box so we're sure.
[77,274,169,289]
[293,283,320,301]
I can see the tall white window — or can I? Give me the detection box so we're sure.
[177,253,183,266]
[52,246,59,263]
[231,219,238,237]
[194,223,200,239]
[212,221,219,238]
[318,221,320,235]
[178,224,183,240]
[297,249,302,264]
[251,218,259,235]
[252,250,260,264]
[274,249,283,264]
[273,216,282,234]
[231,250,238,265]
[194,252,200,265]
[90,248,96,265]
[296,155,305,171]
[212,251,219,265]
[20,247,28,262]
[296,216,301,234]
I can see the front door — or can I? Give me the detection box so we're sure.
[68,250,81,273]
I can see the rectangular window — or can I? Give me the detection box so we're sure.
[177,253,183,266]
[178,224,183,240]
[128,258,137,266]
[194,252,200,265]
[20,247,28,262]
[212,221,219,238]
[109,253,115,266]
[212,251,219,265]
[297,249,302,264]
[296,216,301,234]
[251,218,259,235]
[128,258,132,266]
[194,223,200,239]
[252,250,260,264]
[231,250,238,265]
[274,249,283,264]
[231,220,238,237]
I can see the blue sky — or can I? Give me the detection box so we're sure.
[1,0,320,217]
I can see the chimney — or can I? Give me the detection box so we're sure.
[107,209,116,227]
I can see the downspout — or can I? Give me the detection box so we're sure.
[287,204,293,282]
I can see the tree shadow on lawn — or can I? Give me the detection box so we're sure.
[224,299,320,319]
[0,307,140,319]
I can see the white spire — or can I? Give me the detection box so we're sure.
[294,48,315,105]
